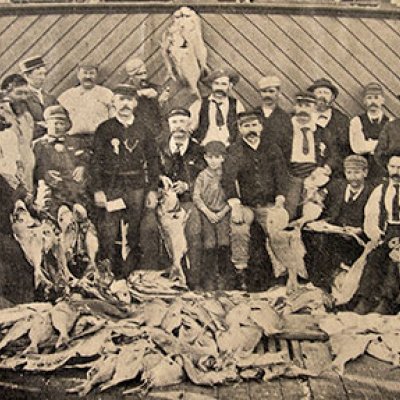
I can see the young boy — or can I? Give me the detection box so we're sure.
[193,141,231,290]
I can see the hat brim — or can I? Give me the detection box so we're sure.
[203,71,240,87]
[308,83,339,98]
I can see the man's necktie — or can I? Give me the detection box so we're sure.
[300,127,310,155]
[393,184,400,221]
[371,118,379,124]
[212,100,224,127]
[348,190,357,203]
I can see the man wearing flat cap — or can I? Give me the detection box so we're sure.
[306,155,373,291]
[254,75,291,141]
[350,82,390,184]
[222,109,288,289]
[189,68,245,147]
[58,61,113,146]
[158,107,205,288]
[125,58,170,137]
[308,78,350,164]
[33,105,91,216]
[20,56,58,140]
[90,84,159,278]
[277,91,339,219]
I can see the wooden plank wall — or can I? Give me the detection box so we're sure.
[0,6,399,118]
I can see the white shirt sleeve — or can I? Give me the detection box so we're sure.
[364,185,384,242]
[189,99,202,132]
[236,100,245,114]
[349,116,377,154]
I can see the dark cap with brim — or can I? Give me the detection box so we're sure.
[295,91,317,104]
[19,56,45,74]
[307,78,339,98]
[113,84,138,97]
[203,68,240,87]
[237,110,263,125]
[204,140,227,156]
[167,108,191,119]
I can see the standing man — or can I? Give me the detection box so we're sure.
[90,84,159,278]
[349,82,390,183]
[189,68,245,147]
[19,56,58,140]
[0,74,35,192]
[278,91,339,219]
[159,108,205,289]
[308,78,350,164]
[125,57,169,141]
[58,62,113,150]
[254,75,291,142]
[222,110,288,289]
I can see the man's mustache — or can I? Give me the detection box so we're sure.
[245,131,260,138]
[295,111,310,118]
[391,174,400,179]
[82,78,95,83]
[368,103,379,108]
[213,89,227,96]
[262,95,274,101]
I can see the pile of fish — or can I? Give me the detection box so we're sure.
[0,290,321,396]
[319,312,400,375]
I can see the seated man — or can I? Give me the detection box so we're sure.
[222,110,289,290]
[304,155,373,291]
[353,153,400,314]
[33,105,91,216]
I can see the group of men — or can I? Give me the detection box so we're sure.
[0,54,400,315]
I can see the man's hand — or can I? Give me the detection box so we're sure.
[158,87,170,104]
[138,88,158,99]
[172,180,189,195]
[94,191,107,208]
[204,209,219,224]
[46,170,62,186]
[145,190,158,209]
[231,203,245,224]
[72,166,85,183]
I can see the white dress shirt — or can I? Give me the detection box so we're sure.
[58,85,113,135]
[189,95,245,147]
[344,184,364,203]
[290,118,317,163]
[364,181,400,241]
[349,110,387,155]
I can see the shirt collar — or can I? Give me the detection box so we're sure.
[115,114,134,127]
[169,137,189,155]
[209,94,228,105]
[292,116,317,132]
[345,184,364,201]
[242,136,261,150]
[261,105,275,118]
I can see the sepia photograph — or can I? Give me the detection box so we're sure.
[0,0,399,398]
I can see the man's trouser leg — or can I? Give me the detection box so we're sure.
[285,174,304,221]
[181,202,202,290]
[230,207,254,289]
[140,208,160,270]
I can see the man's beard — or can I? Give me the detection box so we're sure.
[11,100,28,116]
[316,98,331,112]
[390,173,400,181]
[367,103,379,110]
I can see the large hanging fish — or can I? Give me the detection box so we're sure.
[161,6,207,99]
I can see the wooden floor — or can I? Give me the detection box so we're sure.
[1,338,400,400]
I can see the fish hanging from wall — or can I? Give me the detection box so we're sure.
[161,6,208,99]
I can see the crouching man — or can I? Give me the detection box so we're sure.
[354,153,400,314]
[221,110,289,290]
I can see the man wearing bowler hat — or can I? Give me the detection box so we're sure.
[90,84,159,278]
[308,78,350,164]
[189,67,245,147]
[254,75,291,142]
[350,82,391,183]
[20,56,58,140]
